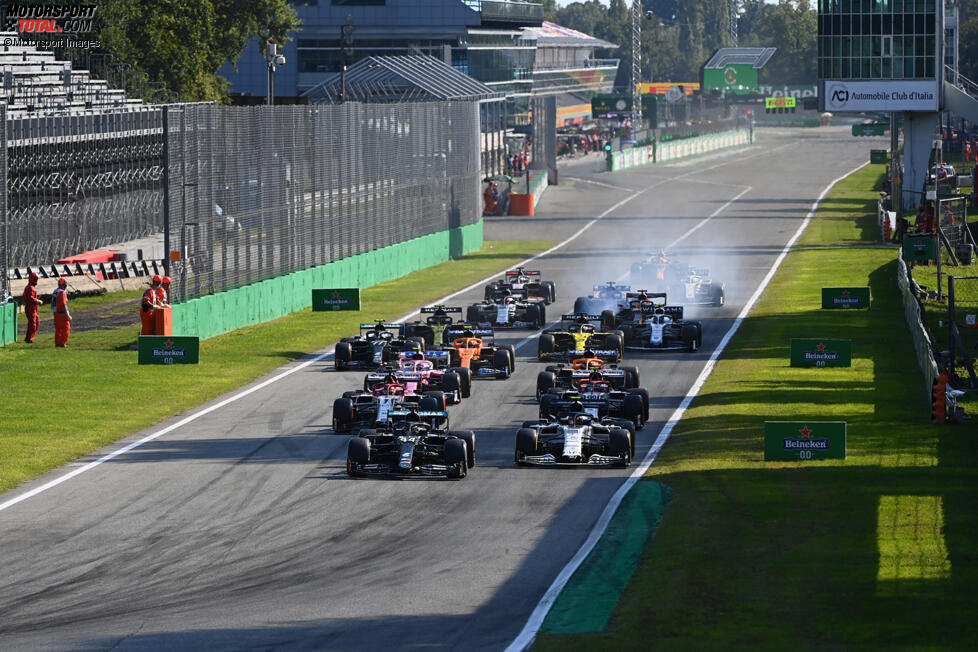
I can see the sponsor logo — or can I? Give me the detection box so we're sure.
[724,67,737,84]
[783,438,829,450]
[830,86,849,104]
[152,348,185,357]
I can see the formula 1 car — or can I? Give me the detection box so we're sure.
[334,322,425,370]
[484,267,556,304]
[436,324,516,379]
[363,353,472,404]
[630,253,725,306]
[515,411,632,467]
[535,357,642,400]
[573,282,632,315]
[613,293,703,352]
[538,374,649,429]
[404,306,463,346]
[466,289,546,329]
[332,381,448,433]
[537,314,624,362]
[346,410,476,479]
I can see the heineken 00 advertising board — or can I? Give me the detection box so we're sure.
[764,421,847,461]
[790,339,852,367]
[822,286,871,309]
[870,149,888,164]
[312,288,361,311]
[138,336,200,365]
[902,234,937,261]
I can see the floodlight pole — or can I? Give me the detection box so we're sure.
[632,0,642,123]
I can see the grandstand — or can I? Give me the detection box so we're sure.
[0,33,143,113]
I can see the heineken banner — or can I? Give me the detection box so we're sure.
[764,421,847,461]
[902,234,937,262]
[790,338,852,367]
[138,336,200,365]
[822,286,871,309]
[312,288,361,312]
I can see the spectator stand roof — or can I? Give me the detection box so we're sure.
[522,21,618,49]
[703,47,777,70]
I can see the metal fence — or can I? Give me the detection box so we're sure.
[947,275,978,388]
[0,101,482,302]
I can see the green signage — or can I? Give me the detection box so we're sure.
[641,94,658,128]
[870,149,888,164]
[312,288,361,312]
[702,65,758,95]
[821,286,871,309]
[790,338,852,367]
[591,94,632,118]
[138,336,200,365]
[852,123,887,137]
[902,234,937,261]
[764,421,847,461]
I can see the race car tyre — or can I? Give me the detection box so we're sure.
[695,323,703,348]
[444,439,468,478]
[604,333,623,361]
[543,281,556,304]
[629,387,651,421]
[538,333,555,360]
[522,420,545,428]
[623,394,645,429]
[452,367,472,398]
[536,371,556,400]
[334,342,352,371]
[341,390,358,399]
[526,304,544,328]
[544,365,557,373]
[332,398,354,433]
[621,365,640,389]
[539,395,556,419]
[358,428,377,438]
[607,417,636,441]
[421,391,447,411]
[484,283,499,300]
[573,297,592,314]
[515,428,539,465]
[682,324,699,352]
[493,349,512,378]
[406,325,434,347]
[501,344,517,371]
[441,372,461,402]
[449,430,477,468]
[608,427,632,463]
[466,305,483,324]
[347,437,371,475]
[620,324,633,346]
[600,310,617,330]
[711,284,725,307]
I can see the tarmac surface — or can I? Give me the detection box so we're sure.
[0,127,880,650]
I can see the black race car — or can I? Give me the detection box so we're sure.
[404,306,463,346]
[466,289,546,329]
[630,253,725,306]
[332,381,445,433]
[611,293,703,352]
[535,360,641,399]
[346,410,476,479]
[573,282,632,315]
[515,411,633,467]
[484,267,556,304]
[537,314,624,362]
[539,376,648,429]
[334,322,425,370]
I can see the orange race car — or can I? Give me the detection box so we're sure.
[437,324,516,379]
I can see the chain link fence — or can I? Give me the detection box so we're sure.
[0,101,482,303]
[947,275,978,388]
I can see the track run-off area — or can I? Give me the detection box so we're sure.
[0,126,875,650]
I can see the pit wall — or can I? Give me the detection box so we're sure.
[608,128,752,172]
[171,220,483,341]
[0,302,16,346]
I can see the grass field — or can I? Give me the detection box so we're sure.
[0,240,554,494]
[534,165,978,650]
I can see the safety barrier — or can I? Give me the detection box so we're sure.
[171,220,483,341]
[0,302,15,346]
[897,255,938,400]
[608,128,752,172]
[878,199,897,242]
[9,259,167,281]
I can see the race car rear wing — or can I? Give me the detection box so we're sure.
[444,324,495,339]
[592,283,630,292]
[387,409,449,426]
[360,322,405,334]
[420,306,462,313]
[561,313,602,322]
[506,269,540,276]
[625,291,667,301]
[691,268,710,277]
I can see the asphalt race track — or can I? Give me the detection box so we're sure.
[0,127,878,650]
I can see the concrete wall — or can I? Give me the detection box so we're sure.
[171,220,483,341]
[609,128,752,172]
[0,302,16,346]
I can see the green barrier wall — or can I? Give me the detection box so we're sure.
[526,170,549,207]
[0,302,16,346]
[609,128,752,172]
[171,220,483,341]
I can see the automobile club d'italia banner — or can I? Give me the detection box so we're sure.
[822,80,938,112]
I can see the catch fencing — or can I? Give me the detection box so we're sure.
[947,275,978,388]
[0,101,482,303]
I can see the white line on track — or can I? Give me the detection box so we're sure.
[0,142,795,514]
[504,160,871,651]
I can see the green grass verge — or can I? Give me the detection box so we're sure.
[534,165,978,650]
[0,240,554,494]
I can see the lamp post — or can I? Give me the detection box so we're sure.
[264,42,286,106]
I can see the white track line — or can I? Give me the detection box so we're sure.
[0,144,792,513]
[504,160,871,652]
